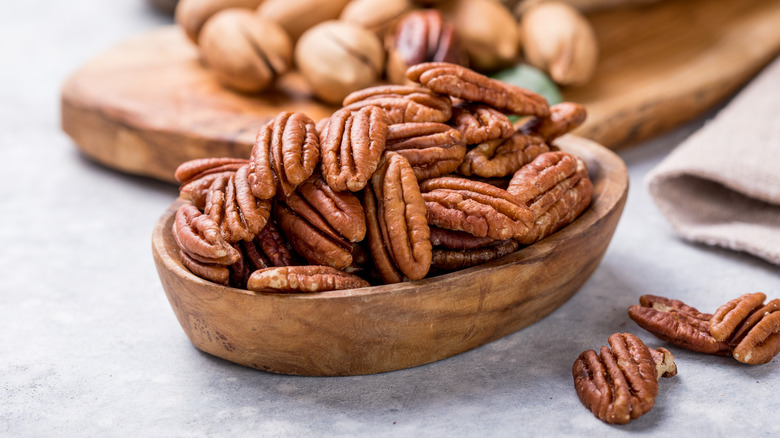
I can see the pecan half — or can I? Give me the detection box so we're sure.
[365,152,432,282]
[420,177,533,240]
[291,175,367,243]
[203,165,272,243]
[406,62,550,117]
[248,111,320,199]
[710,293,780,365]
[177,158,249,210]
[628,295,731,355]
[573,333,676,425]
[458,133,549,178]
[429,226,495,250]
[519,102,587,142]
[320,105,388,192]
[247,265,370,293]
[240,219,297,271]
[432,239,518,271]
[274,203,353,270]
[449,102,514,145]
[342,85,452,124]
[172,204,241,285]
[385,122,467,180]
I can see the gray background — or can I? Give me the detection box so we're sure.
[2,1,778,436]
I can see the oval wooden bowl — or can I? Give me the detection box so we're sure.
[152,135,628,376]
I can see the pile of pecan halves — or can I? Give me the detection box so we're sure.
[572,291,780,425]
[171,62,592,293]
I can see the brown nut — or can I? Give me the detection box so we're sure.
[420,177,533,240]
[519,102,587,142]
[449,102,514,145]
[248,112,320,199]
[320,105,388,192]
[365,152,432,282]
[199,9,293,93]
[340,0,417,37]
[432,239,518,271]
[240,219,297,271]
[274,203,353,270]
[295,21,385,105]
[343,85,452,124]
[385,9,467,85]
[430,226,495,250]
[203,165,273,243]
[572,333,676,425]
[292,176,367,243]
[458,133,549,178]
[175,0,264,44]
[407,62,550,117]
[176,157,249,209]
[172,204,242,284]
[710,293,780,365]
[628,295,731,355]
[257,0,351,42]
[247,265,370,293]
[385,122,466,180]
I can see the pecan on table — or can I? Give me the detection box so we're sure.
[385,122,467,180]
[710,293,780,365]
[572,333,677,425]
[202,165,273,243]
[449,102,514,145]
[247,265,370,293]
[519,102,587,142]
[432,239,519,271]
[364,152,432,283]
[420,177,533,241]
[628,295,731,355]
[176,157,249,210]
[507,151,592,244]
[320,105,388,192]
[406,62,550,117]
[172,204,241,285]
[248,111,320,199]
[342,85,453,124]
[458,133,549,178]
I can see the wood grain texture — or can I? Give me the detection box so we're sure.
[151,136,628,376]
[62,0,780,183]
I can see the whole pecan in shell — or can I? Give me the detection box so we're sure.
[385,122,467,180]
[203,166,272,243]
[342,85,452,124]
[406,62,550,117]
[247,265,370,293]
[420,177,532,240]
[449,102,514,145]
[432,239,519,271]
[519,102,587,142]
[573,333,676,425]
[320,105,388,192]
[710,293,780,365]
[248,111,320,199]
[458,133,549,178]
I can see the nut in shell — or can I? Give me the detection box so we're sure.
[340,0,417,37]
[175,0,264,44]
[295,20,386,105]
[257,0,351,42]
[198,9,293,93]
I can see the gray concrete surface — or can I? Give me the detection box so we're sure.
[2,1,778,436]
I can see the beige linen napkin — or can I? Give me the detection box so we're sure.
[646,56,780,265]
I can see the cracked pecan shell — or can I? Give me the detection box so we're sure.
[248,111,320,199]
[449,102,514,145]
[710,293,780,365]
[458,133,549,178]
[420,177,532,241]
[247,265,370,293]
[320,105,388,192]
[573,333,676,425]
[342,85,452,124]
[203,165,272,243]
[519,102,587,142]
[406,62,550,117]
[628,295,731,355]
[385,122,467,180]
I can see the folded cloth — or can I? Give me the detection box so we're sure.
[646,55,780,266]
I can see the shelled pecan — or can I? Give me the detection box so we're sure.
[172,204,241,285]
[342,85,453,124]
[429,226,495,250]
[432,239,518,270]
[240,219,297,271]
[320,105,388,192]
[385,122,467,180]
[449,102,514,145]
[406,62,550,117]
[203,165,272,243]
[458,133,549,178]
[572,333,677,425]
[247,265,369,293]
[519,102,587,142]
[176,157,248,209]
[274,203,353,270]
[710,293,780,365]
[420,177,532,240]
[248,111,320,199]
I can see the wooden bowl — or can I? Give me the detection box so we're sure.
[152,135,628,376]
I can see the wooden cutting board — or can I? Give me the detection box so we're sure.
[61,0,780,183]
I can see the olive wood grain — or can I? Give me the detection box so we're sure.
[62,0,780,183]
[151,136,628,376]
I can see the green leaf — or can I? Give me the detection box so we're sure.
[490,63,563,106]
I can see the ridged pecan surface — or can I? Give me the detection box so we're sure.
[247,265,369,293]
[710,293,780,365]
[432,239,518,271]
[172,204,241,285]
[203,165,272,243]
[458,133,549,178]
[449,102,514,145]
[342,85,452,124]
[385,122,467,180]
[519,102,587,141]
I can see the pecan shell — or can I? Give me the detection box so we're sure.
[342,85,452,124]
[519,102,587,142]
[385,122,467,180]
[320,105,388,192]
[432,239,518,271]
[406,62,550,117]
[247,265,370,293]
[458,133,549,178]
[420,177,533,241]
[573,333,675,425]
[248,111,320,199]
[449,102,514,145]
